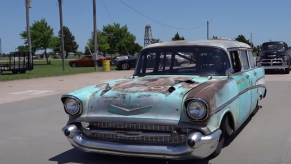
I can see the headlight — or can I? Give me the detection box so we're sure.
[186,99,208,120]
[64,98,81,115]
[256,56,261,61]
[283,56,288,61]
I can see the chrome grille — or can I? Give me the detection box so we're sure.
[86,122,191,144]
[89,132,186,143]
[89,122,189,132]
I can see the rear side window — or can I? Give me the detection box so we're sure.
[247,51,255,68]
[240,51,250,70]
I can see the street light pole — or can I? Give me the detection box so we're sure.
[58,0,65,71]
[93,0,98,71]
[207,21,209,40]
[25,0,32,65]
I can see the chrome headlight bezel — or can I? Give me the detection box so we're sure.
[62,96,83,116]
[184,98,209,121]
[283,56,288,61]
[256,56,261,62]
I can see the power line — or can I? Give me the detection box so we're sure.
[118,0,207,30]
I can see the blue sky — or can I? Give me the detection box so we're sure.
[0,0,290,54]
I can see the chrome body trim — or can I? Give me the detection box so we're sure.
[62,124,222,160]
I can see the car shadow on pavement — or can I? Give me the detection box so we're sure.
[49,148,211,164]
[265,70,287,75]
[223,113,253,148]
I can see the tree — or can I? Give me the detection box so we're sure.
[49,36,60,53]
[20,18,54,64]
[102,23,141,55]
[152,38,162,44]
[56,26,79,59]
[85,30,110,55]
[86,23,142,56]
[17,45,28,52]
[234,34,254,48]
[75,51,83,59]
[172,32,185,41]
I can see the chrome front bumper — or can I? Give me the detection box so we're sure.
[62,124,222,160]
[257,59,289,70]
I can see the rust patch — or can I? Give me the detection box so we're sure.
[111,77,194,93]
[185,79,230,125]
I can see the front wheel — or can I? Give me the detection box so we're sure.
[210,117,226,158]
[71,62,78,68]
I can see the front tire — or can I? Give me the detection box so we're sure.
[210,116,227,158]
[71,62,78,68]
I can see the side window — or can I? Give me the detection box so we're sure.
[229,51,242,73]
[247,51,256,68]
[240,51,250,70]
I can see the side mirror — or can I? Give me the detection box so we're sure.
[225,68,234,77]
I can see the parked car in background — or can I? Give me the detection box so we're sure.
[61,39,267,160]
[110,55,134,66]
[69,55,107,67]
[256,41,291,74]
[115,55,137,70]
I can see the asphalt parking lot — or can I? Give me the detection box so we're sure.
[0,70,291,164]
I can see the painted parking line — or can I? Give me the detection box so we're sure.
[9,90,55,95]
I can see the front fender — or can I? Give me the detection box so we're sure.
[181,78,239,133]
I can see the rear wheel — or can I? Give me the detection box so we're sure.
[251,100,260,116]
[19,70,26,74]
[121,63,130,70]
[12,70,18,74]
[284,67,290,74]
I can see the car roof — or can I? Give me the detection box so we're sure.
[142,39,251,51]
[262,41,286,44]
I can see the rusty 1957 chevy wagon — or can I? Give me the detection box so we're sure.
[61,39,267,160]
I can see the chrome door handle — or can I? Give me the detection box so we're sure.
[246,75,249,79]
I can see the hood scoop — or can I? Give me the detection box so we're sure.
[100,83,112,96]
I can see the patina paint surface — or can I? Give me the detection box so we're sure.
[182,77,239,132]
[83,76,211,124]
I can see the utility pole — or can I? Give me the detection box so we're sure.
[25,0,32,66]
[250,33,253,44]
[207,21,209,40]
[58,0,65,71]
[93,0,98,71]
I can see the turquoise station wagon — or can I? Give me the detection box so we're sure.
[61,39,267,160]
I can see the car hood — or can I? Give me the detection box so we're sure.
[83,76,211,125]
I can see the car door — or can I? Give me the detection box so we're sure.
[229,51,252,126]
[245,50,259,114]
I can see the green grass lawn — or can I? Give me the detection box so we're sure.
[0,60,117,82]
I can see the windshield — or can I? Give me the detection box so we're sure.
[262,43,284,51]
[133,46,230,76]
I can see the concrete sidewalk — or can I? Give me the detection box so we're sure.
[0,70,134,105]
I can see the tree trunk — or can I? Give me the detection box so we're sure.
[65,51,69,59]
[45,49,49,65]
